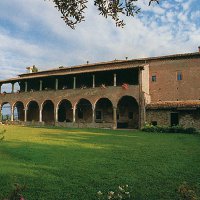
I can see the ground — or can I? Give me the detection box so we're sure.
[0,126,200,199]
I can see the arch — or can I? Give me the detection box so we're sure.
[75,98,92,122]
[95,98,113,123]
[117,95,139,129]
[1,102,12,121]
[13,101,24,121]
[42,100,54,124]
[57,99,73,122]
[27,101,39,122]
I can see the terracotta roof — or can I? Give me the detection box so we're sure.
[18,51,200,78]
[0,51,199,83]
[146,101,200,109]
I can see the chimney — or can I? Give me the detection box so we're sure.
[198,46,200,53]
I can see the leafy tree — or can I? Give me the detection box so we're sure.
[47,0,159,29]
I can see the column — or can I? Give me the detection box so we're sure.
[92,75,95,88]
[114,73,117,87]
[73,77,76,89]
[11,106,14,122]
[55,79,59,90]
[12,83,15,93]
[24,108,27,122]
[25,81,28,92]
[113,107,117,129]
[92,107,95,123]
[55,107,58,122]
[73,107,76,123]
[39,108,42,123]
[39,80,43,91]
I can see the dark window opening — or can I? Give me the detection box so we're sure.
[177,72,182,80]
[170,113,179,126]
[117,113,119,120]
[152,75,156,82]
[151,121,157,126]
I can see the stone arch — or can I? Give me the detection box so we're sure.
[57,99,73,122]
[27,100,40,122]
[95,98,113,123]
[42,100,54,124]
[75,98,92,122]
[1,102,12,121]
[13,101,24,121]
[117,95,139,129]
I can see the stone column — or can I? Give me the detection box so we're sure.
[24,108,27,122]
[92,75,95,88]
[113,107,117,129]
[39,108,42,123]
[25,81,28,92]
[39,80,43,91]
[55,107,58,123]
[12,83,15,93]
[55,79,59,90]
[11,106,14,122]
[114,73,117,87]
[73,77,76,89]
[73,107,76,123]
[92,107,95,123]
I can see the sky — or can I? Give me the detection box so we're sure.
[0,0,200,81]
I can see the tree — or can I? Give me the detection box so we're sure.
[48,0,159,29]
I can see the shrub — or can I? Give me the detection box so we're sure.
[97,185,131,200]
[141,124,198,134]
[4,183,26,200]
[177,182,199,200]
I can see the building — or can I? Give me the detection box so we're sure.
[0,47,200,129]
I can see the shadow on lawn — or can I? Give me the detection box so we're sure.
[0,138,129,200]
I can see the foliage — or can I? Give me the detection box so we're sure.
[141,123,198,134]
[4,183,26,200]
[47,0,159,29]
[177,182,199,200]
[0,129,6,141]
[97,185,131,200]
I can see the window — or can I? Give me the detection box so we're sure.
[96,111,102,120]
[151,121,157,126]
[177,72,182,80]
[170,113,179,126]
[152,75,156,82]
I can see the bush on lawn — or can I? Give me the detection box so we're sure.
[3,183,26,200]
[97,185,131,200]
[141,123,198,134]
[177,182,199,200]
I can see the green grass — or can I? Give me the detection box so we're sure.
[0,126,200,200]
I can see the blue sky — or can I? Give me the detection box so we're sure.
[0,0,200,81]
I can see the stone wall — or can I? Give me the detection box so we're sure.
[146,109,200,130]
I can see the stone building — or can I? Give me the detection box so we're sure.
[0,47,200,129]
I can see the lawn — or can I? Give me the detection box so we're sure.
[0,126,200,200]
